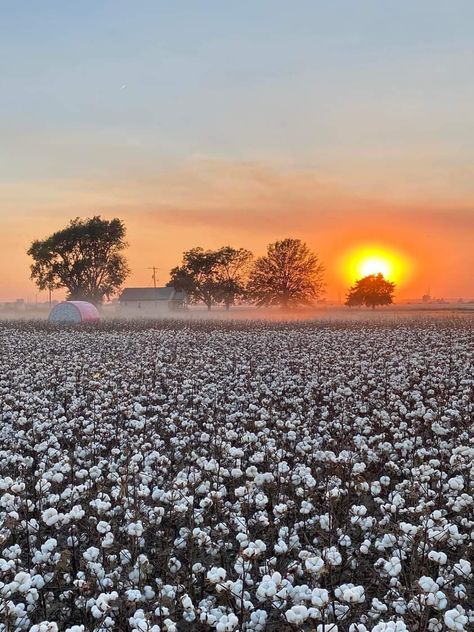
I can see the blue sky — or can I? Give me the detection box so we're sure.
[2,1,474,182]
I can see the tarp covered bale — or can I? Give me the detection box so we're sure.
[48,301,100,324]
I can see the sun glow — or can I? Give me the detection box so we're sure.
[341,245,412,287]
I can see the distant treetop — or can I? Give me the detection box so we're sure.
[345,273,396,309]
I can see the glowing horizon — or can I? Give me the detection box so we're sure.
[340,244,413,290]
[0,4,473,302]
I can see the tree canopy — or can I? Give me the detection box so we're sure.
[28,216,129,304]
[168,246,252,310]
[213,246,253,310]
[345,273,396,309]
[247,238,325,308]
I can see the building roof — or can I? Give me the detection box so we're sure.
[119,287,187,302]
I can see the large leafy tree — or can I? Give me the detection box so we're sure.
[168,248,219,310]
[168,246,253,310]
[28,216,130,304]
[345,273,396,309]
[247,238,325,308]
[214,246,253,310]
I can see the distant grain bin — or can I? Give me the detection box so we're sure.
[48,301,100,324]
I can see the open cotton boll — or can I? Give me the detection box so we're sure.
[285,605,309,624]
[335,583,365,604]
[41,508,60,526]
[428,550,448,565]
[444,606,468,631]
[206,567,226,583]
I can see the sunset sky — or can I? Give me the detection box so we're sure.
[1,1,473,302]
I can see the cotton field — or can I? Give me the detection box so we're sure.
[0,318,473,632]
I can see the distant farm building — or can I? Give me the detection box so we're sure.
[118,287,187,312]
[49,301,100,324]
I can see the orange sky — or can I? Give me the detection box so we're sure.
[2,4,474,303]
[1,160,472,302]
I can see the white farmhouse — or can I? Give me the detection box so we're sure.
[118,287,187,312]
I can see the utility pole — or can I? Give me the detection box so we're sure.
[147,267,159,289]
[147,267,159,310]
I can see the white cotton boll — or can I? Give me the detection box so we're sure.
[311,588,329,607]
[97,520,111,534]
[319,514,330,530]
[444,606,468,630]
[300,500,314,514]
[419,576,438,593]
[192,562,205,574]
[215,613,239,632]
[83,547,100,562]
[242,540,267,558]
[41,507,60,526]
[324,546,342,566]
[453,584,467,599]
[30,623,59,632]
[453,559,471,577]
[274,539,288,554]
[400,522,418,536]
[428,551,447,565]
[168,557,181,573]
[305,556,325,574]
[339,534,351,547]
[31,574,45,590]
[127,521,144,537]
[316,625,338,632]
[101,532,114,548]
[384,557,402,577]
[285,605,309,624]
[371,622,408,632]
[447,476,464,491]
[125,589,143,602]
[206,567,226,583]
[13,571,31,593]
[335,584,365,604]
[43,538,57,552]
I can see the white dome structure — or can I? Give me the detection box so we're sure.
[48,301,100,324]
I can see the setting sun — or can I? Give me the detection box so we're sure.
[358,255,392,279]
[340,245,413,287]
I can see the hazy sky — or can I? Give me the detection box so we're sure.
[1,1,473,300]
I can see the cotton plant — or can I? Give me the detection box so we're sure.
[0,318,472,629]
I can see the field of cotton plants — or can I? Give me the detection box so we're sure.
[0,317,473,632]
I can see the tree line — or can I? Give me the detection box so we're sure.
[28,216,396,309]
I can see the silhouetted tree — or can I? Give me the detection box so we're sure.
[28,216,129,304]
[345,273,396,309]
[247,238,325,308]
[214,246,253,310]
[169,248,219,310]
[169,246,254,310]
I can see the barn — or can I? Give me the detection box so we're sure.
[48,301,100,324]
[119,287,187,312]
